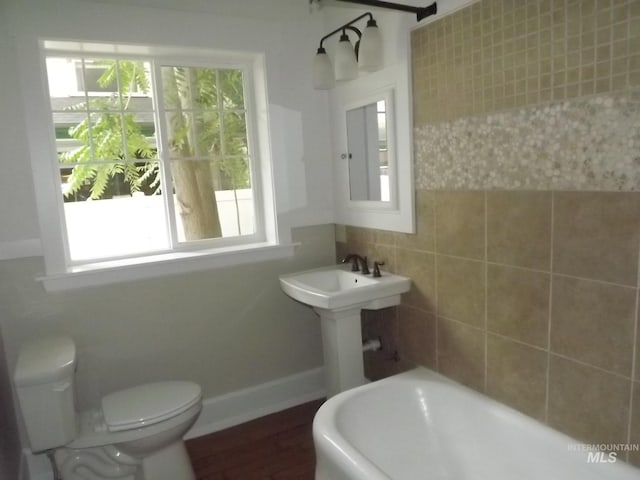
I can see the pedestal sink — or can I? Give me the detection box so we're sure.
[279,265,411,397]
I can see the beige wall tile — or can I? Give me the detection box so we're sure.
[437,317,485,392]
[637,301,640,382]
[437,255,485,327]
[412,0,639,125]
[630,382,640,467]
[397,249,436,312]
[486,191,551,270]
[396,190,435,252]
[635,296,640,381]
[397,305,437,369]
[335,240,349,264]
[551,275,636,376]
[373,229,396,247]
[344,226,373,255]
[486,334,548,421]
[553,192,640,286]
[548,355,630,445]
[487,264,550,348]
[362,308,403,381]
[435,191,485,260]
[368,243,396,275]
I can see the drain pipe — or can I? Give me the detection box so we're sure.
[362,337,382,352]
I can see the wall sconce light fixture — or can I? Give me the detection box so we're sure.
[313,12,382,89]
[313,1,437,90]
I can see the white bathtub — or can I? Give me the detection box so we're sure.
[313,368,640,480]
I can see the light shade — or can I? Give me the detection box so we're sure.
[334,32,358,81]
[313,47,335,90]
[358,19,383,72]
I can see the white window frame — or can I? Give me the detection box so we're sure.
[27,40,293,291]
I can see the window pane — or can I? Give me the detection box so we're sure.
[170,159,255,242]
[47,57,83,111]
[219,69,245,110]
[165,111,220,158]
[222,112,248,156]
[213,156,251,190]
[124,112,158,160]
[60,163,168,261]
[161,66,218,110]
[89,112,127,161]
[115,60,152,103]
[48,57,158,165]
[54,112,92,163]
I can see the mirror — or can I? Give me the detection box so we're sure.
[331,66,415,234]
[346,100,389,202]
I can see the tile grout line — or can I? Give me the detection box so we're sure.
[483,190,488,394]
[433,191,439,373]
[626,286,638,460]
[413,249,638,290]
[627,237,640,458]
[544,191,555,425]
[548,351,635,383]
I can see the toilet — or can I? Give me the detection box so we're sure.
[13,335,202,480]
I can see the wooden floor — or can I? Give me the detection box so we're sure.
[186,400,324,480]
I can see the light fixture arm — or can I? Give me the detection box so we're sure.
[318,12,372,50]
[336,0,437,22]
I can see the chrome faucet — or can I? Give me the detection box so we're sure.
[341,254,370,274]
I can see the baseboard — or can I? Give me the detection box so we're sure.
[185,367,325,440]
[20,448,52,480]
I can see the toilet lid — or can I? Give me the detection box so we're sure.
[102,381,201,432]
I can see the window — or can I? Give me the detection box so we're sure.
[35,42,287,289]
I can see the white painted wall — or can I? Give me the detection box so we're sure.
[0,0,475,466]
[1,0,335,251]
[0,0,337,458]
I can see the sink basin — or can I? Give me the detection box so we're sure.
[279,264,410,311]
[280,264,411,397]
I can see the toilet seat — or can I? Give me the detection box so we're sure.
[102,381,201,432]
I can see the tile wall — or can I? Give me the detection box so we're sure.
[411,0,640,123]
[336,0,640,465]
[337,190,640,463]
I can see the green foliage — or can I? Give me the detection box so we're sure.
[60,60,156,200]
[59,59,250,201]
[162,66,250,190]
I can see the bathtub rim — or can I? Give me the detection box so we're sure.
[312,366,640,480]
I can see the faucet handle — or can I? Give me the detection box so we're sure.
[373,261,385,277]
[361,256,370,275]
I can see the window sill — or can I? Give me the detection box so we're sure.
[38,242,298,292]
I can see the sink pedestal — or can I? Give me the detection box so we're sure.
[316,307,366,398]
[314,294,401,398]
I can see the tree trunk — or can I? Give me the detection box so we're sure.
[172,159,222,240]
[162,67,222,240]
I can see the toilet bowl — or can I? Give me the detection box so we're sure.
[13,335,202,480]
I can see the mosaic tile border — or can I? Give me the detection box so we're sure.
[414,87,640,191]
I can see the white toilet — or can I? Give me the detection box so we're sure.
[13,335,202,480]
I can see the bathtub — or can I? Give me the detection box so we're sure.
[313,368,640,480]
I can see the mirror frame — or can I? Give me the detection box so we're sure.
[331,66,415,233]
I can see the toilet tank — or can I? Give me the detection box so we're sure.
[14,335,78,452]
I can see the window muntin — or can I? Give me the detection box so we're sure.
[46,54,259,263]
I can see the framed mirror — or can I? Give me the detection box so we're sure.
[331,65,414,233]
[346,96,391,202]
